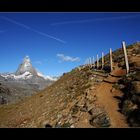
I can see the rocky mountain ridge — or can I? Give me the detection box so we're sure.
[0,42,140,127]
[0,56,58,104]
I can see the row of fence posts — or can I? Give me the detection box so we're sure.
[85,41,129,74]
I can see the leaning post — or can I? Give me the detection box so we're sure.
[122,41,129,74]
[90,57,92,68]
[88,58,90,67]
[92,56,95,69]
[110,48,113,72]
[102,52,104,70]
[97,54,99,69]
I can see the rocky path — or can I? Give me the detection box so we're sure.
[94,82,128,128]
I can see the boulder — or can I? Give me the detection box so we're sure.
[88,105,110,127]
[90,113,110,127]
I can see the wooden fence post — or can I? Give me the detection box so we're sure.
[122,41,129,74]
[102,52,104,70]
[88,57,90,67]
[110,48,113,72]
[90,57,92,68]
[89,57,91,67]
[97,54,99,69]
[93,56,95,68]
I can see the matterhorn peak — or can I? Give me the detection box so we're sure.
[22,56,32,68]
[15,56,37,76]
[24,55,30,63]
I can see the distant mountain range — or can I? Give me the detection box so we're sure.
[1,56,58,83]
[0,56,59,104]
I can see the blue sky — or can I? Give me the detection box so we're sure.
[0,12,140,76]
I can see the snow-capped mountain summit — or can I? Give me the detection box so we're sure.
[0,56,58,89]
[15,56,38,76]
[0,56,59,104]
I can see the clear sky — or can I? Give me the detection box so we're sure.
[0,12,140,76]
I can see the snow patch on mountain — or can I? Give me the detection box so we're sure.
[37,71,58,81]
[1,72,33,80]
[0,56,59,82]
[44,75,58,81]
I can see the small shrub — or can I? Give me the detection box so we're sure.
[71,105,79,114]
[61,122,71,128]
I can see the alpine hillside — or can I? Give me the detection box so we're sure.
[0,42,140,128]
